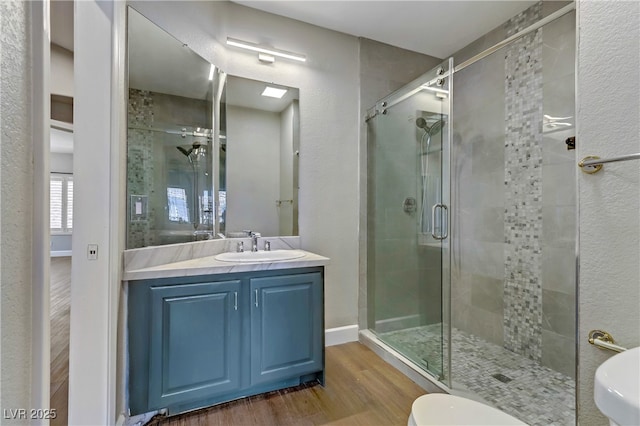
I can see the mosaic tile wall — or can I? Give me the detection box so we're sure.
[128,89,157,249]
[503,3,544,361]
[450,1,575,376]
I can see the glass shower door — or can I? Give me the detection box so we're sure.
[367,59,452,382]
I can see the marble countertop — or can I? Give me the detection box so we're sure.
[124,250,329,281]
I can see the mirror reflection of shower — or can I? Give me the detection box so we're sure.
[416,114,444,236]
[175,129,214,237]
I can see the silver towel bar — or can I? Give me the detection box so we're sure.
[579,153,640,174]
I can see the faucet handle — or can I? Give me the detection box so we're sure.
[236,241,244,252]
[243,229,252,236]
[264,241,271,251]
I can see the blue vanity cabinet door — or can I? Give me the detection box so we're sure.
[147,280,241,410]
[249,273,323,385]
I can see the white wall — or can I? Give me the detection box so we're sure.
[68,1,118,423]
[577,1,640,424]
[226,105,281,236]
[129,1,361,329]
[1,0,34,415]
[51,43,74,97]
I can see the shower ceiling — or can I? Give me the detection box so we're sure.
[231,1,537,58]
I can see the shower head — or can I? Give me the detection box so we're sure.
[416,117,443,135]
[428,119,443,136]
[177,146,193,157]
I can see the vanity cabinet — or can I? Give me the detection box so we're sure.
[250,274,323,385]
[128,267,324,416]
[147,280,242,409]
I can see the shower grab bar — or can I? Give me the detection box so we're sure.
[579,153,640,174]
[588,330,627,353]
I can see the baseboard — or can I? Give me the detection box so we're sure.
[50,250,72,257]
[115,413,125,426]
[325,325,359,346]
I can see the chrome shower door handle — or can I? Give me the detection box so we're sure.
[440,204,448,240]
[431,204,439,239]
[431,204,449,240]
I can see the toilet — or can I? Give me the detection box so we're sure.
[408,394,526,426]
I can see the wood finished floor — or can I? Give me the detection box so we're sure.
[48,258,425,425]
[50,256,71,426]
[153,342,426,426]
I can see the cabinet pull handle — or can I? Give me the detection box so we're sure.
[254,289,259,307]
[234,292,238,311]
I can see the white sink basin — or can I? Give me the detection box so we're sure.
[215,249,306,263]
[594,346,640,426]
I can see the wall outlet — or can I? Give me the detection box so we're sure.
[87,244,98,260]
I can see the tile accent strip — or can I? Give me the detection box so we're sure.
[127,89,156,249]
[502,1,544,361]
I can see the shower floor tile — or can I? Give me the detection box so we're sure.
[379,325,575,426]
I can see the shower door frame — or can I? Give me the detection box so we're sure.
[364,57,454,387]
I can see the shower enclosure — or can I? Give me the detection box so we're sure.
[366,4,576,425]
[367,59,452,383]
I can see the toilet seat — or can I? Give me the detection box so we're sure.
[408,394,526,426]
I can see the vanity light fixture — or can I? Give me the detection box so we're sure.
[209,64,215,81]
[226,37,306,63]
[258,53,275,64]
[261,86,288,99]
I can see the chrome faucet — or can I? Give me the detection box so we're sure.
[250,232,260,252]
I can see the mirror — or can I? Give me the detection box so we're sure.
[126,7,299,249]
[223,76,300,238]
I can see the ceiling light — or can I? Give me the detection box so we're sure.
[227,37,306,62]
[262,86,288,99]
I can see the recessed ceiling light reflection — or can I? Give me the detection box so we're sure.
[261,86,288,99]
